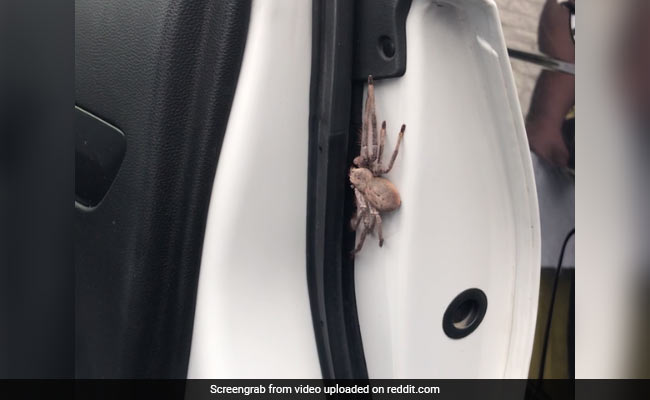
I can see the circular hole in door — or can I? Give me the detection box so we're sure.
[443,288,488,339]
[378,35,395,59]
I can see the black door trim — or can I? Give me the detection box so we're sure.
[75,0,252,378]
[307,0,369,380]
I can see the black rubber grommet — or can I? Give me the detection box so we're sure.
[442,288,488,339]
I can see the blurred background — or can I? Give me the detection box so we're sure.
[496,0,649,379]
[576,0,650,379]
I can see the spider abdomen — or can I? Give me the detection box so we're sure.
[364,177,401,212]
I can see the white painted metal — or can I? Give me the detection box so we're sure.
[187,0,320,378]
[354,0,541,378]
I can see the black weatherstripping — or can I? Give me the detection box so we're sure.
[75,107,126,208]
[307,0,369,379]
[75,0,251,378]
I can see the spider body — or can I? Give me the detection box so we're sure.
[350,76,405,254]
[349,168,401,213]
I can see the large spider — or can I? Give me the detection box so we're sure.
[350,75,405,254]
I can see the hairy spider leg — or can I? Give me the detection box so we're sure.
[375,120,387,174]
[380,124,406,174]
[359,77,373,165]
[351,188,369,230]
[353,187,378,254]
[367,76,379,163]
[354,224,370,254]
[354,210,376,255]
[370,206,384,247]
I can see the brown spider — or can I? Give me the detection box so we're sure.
[350,75,405,254]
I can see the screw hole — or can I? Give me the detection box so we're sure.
[378,35,395,59]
